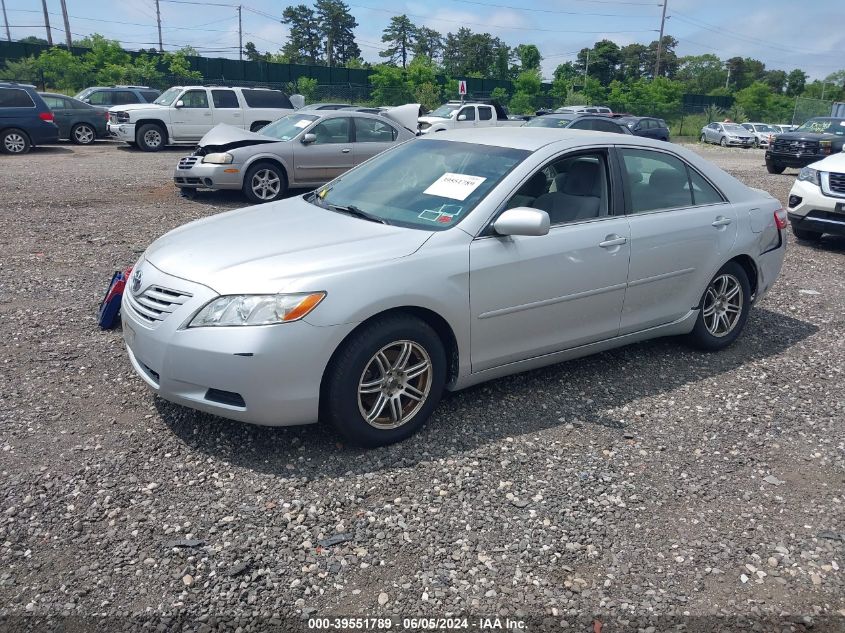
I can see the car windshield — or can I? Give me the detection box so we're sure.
[311,139,529,231]
[259,114,320,140]
[754,124,776,132]
[723,124,746,132]
[428,104,460,118]
[73,88,92,99]
[154,87,182,106]
[796,118,845,136]
[524,116,575,128]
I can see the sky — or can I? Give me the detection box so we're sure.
[3,0,844,82]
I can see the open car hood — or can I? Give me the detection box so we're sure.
[381,103,422,133]
[196,123,279,152]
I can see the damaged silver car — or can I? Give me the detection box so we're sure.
[173,105,420,203]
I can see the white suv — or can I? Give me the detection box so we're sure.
[107,85,296,151]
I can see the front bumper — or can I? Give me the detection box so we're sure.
[787,179,845,236]
[724,138,754,147]
[107,122,135,142]
[765,150,827,168]
[173,159,244,191]
[121,259,356,426]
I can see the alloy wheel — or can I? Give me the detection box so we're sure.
[250,169,281,200]
[702,274,743,337]
[4,132,26,153]
[74,125,95,144]
[357,340,433,429]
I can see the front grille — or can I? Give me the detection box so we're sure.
[178,156,199,170]
[829,172,845,195]
[773,138,819,155]
[174,177,202,185]
[126,285,192,324]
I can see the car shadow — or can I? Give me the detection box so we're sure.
[115,145,193,153]
[27,146,74,154]
[181,187,311,205]
[794,234,845,253]
[154,306,819,478]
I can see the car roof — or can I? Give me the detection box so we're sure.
[0,82,37,89]
[430,127,665,151]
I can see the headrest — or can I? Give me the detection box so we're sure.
[648,168,687,191]
[562,160,600,197]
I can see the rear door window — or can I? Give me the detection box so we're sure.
[0,88,36,107]
[353,117,397,142]
[86,91,111,106]
[241,89,293,109]
[620,148,694,213]
[212,89,239,109]
[112,91,138,105]
[140,90,160,102]
[41,95,66,109]
[478,106,493,121]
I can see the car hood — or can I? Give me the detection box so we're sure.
[144,196,434,295]
[419,115,453,125]
[197,123,279,152]
[108,103,166,113]
[775,131,841,142]
[806,152,845,171]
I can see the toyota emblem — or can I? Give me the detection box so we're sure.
[131,268,143,294]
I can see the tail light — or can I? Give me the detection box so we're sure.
[774,208,788,230]
[39,111,54,122]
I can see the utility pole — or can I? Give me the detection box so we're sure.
[155,0,163,52]
[58,0,72,49]
[40,0,53,45]
[725,64,731,90]
[653,0,668,79]
[238,5,243,61]
[583,49,589,88]
[1,0,10,42]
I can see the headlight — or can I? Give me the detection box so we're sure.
[797,167,820,186]
[114,111,130,123]
[188,292,326,327]
[202,152,234,164]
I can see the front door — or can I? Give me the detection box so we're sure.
[616,147,738,334]
[469,149,631,372]
[171,89,212,140]
[293,117,353,183]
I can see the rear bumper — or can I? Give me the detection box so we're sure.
[29,122,59,145]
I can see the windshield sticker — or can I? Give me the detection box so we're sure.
[437,214,455,224]
[423,173,487,201]
[418,209,442,221]
[294,119,311,128]
[439,204,464,217]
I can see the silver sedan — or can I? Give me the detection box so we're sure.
[125,129,786,446]
[700,122,754,147]
[173,106,418,203]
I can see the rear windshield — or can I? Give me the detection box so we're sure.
[796,118,845,136]
[140,90,160,102]
[0,87,36,108]
[242,89,293,109]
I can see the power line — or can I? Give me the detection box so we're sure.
[446,0,656,18]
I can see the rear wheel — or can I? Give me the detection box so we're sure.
[71,123,96,145]
[791,225,822,241]
[686,261,751,351]
[766,160,785,174]
[242,161,287,203]
[323,314,446,447]
[136,123,166,151]
[1,128,31,154]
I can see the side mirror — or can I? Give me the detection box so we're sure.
[82,98,91,104]
[175,100,184,108]
[492,208,550,237]
[457,114,467,121]
[301,133,317,144]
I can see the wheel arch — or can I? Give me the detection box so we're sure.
[728,254,759,299]
[319,305,460,410]
[134,118,168,137]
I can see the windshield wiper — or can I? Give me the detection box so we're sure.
[328,203,389,225]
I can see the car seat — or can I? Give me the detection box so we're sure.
[532,161,602,223]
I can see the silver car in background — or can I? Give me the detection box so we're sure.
[700,122,755,147]
[126,129,786,447]
[174,105,419,203]
[741,122,778,148]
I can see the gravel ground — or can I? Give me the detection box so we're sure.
[1,141,844,632]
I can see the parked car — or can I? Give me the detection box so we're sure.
[107,85,296,151]
[523,113,633,135]
[124,128,786,447]
[340,106,389,114]
[555,105,613,115]
[740,122,777,148]
[417,101,523,134]
[700,122,754,147]
[786,152,845,240]
[772,124,798,134]
[173,105,418,203]
[764,117,845,174]
[298,103,351,111]
[614,116,670,141]
[39,92,108,145]
[0,82,59,154]
[74,85,160,107]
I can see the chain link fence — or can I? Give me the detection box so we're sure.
[790,97,835,126]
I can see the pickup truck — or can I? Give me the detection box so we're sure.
[107,85,296,151]
[417,101,525,134]
[764,116,845,174]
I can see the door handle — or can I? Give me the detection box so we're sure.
[711,217,732,227]
[203,113,212,117]
[341,148,351,153]
[599,235,627,248]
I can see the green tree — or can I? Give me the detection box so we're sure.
[296,76,318,101]
[281,5,323,64]
[412,27,443,63]
[676,54,726,93]
[163,50,202,80]
[644,35,678,79]
[490,86,509,104]
[316,0,360,66]
[764,69,787,94]
[244,41,270,62]
[442,28,507,78]
[369,64,411,105]
[2,56,41,85]
[19,36,49,45]
[36,48,90,90]
[576,40,620,86]
[515,44,541,71]
[619,43,648,81]
[786,69,807,96]
[380,14,416,68]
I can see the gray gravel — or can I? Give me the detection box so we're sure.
[1,141,844,632]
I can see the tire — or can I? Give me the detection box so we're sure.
[719,136,727,147]
[753,138,760,148]
[71,123,96,145]
[250,121,269,132]
[766,161,786,174]
[791,225,822,241]
[1,128,31,154]
[136,123,166,152]
[699,134,707,144]
[242,161,287,203]
[686,261,751,351]
[323,314,447,447]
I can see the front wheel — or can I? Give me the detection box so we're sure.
[136,123,166,151]
[71,123,96,145]
[242,161,287,203]
[720,136,727,147]
[753,138,760,148]
[686,262,751,351]
[1,128,31,154]
[323,315,446,447]
[766,161,786,174]
[700,134,707,144]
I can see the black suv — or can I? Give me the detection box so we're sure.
[73,85,160,107]
[0,82,59,154]
[615,116,670,142]
[765,117,845,173]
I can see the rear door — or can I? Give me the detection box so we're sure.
[616,146,737,334]
[41,94,70,137]
[211,89,244,128]
[293,116,353,182]
[477,105,494,127]
[351,116,398,165]
[171,89,212,140]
